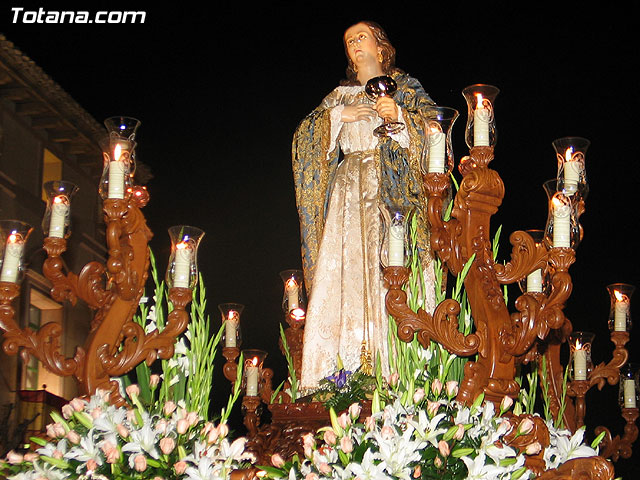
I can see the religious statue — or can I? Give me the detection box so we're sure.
[292,20,437,391]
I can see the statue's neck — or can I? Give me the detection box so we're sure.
[357,63,385,85]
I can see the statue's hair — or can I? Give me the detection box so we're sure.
[341,20,403,86]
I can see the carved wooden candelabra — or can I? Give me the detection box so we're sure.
[0,117,196,406]
[382,86,637,465]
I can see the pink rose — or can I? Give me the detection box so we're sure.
[149,374,160,387]
[134,454,147,472]
[174,461,188,474]
[186,411,199,426]
[323,430,337,445]
[6,450,23,464]
[454,424,465,441]
[163,401,177,416]
[365,416,376,432]
[340,436,353,454]
[69,397,85,412]
[207,426,220,444]
[302,432,315,449]
[86,459,98,472]
[218,422,229,438]
[23,452,38,462]
[66,430,81,444]
[500,395,514,413]
[413,465,422,478]
[160,437,176,455]
[381,425,395,440]
[90,406,103,419]
[438,440,450,457]
[427,400,441,416]
[525,441,542,455]
[348,403,361,420]
[517,418,535,436]
[117,423,129,438]
[125,384,140,399]
[305,474,319,480]
[271,453,285,468]
[61,404,75,419]
[445,380,459,398]
[431,378,443,396]
[413,388,425,404]
[176,418,190,435]
[318,462,331,475]
[387,372,399,387]
[337,412,351,429]
[102,441,119,464]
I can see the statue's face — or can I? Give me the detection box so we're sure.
[344,23,381,67]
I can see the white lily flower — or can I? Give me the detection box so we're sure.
[346,449,390,480]
[121,423,160,460]
[544,426,597,469]
[406,410,447,447]
[64,429,103,466]
[461,451,505,480]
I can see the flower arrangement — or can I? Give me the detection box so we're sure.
[262,385,602,480]
[1,386,254,480]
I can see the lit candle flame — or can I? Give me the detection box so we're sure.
[290,308,306,321]
[565,147,574,162]
[575,339,583,350]
[176,241,189,250]
[53,195,64,205]
[251,357,258,367]
[114,143,122,162]
[475,93,484,109]
[614,290,628,303]
[286,278,297,289]
[228,310,238,321]
[8,233,18,243]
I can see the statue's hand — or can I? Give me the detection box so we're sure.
[375,97,399,121]
[340,104,376,123]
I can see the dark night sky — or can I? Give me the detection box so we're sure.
[3,3,639,475]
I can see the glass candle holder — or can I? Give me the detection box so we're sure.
[379,202,414,268]
[242,349,267,397]
[568,331,595,381]
[219,303,244,348]
[607,283,635,332]
[166,225,205,289]
[420,106,459,174]
[543,179,588,249]
[619,363,639,409]
[104,116,141,141]
[0,220,33,284]
[517,229,549,294]
[553,137,589,195]
[279,269,306,318]
[98,136,135,200]
[462,84,499,148]
[42,181,79,239]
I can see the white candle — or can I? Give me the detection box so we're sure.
[173,242,191,288]
[225,311,238,347]
[108,161,125,199]
[1,235,23,283]
[246,358,259,396]
[574,342,587,380]
[48,196,69,238]
[473,94,490,147]
[286,279,299,310]
[427,129,446,173]
[526,269,543,293]
[614,291,630,332]
[623,378,637,408]
[562,147,581,195]
[388,224,404,266]
[552,196,571,248]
